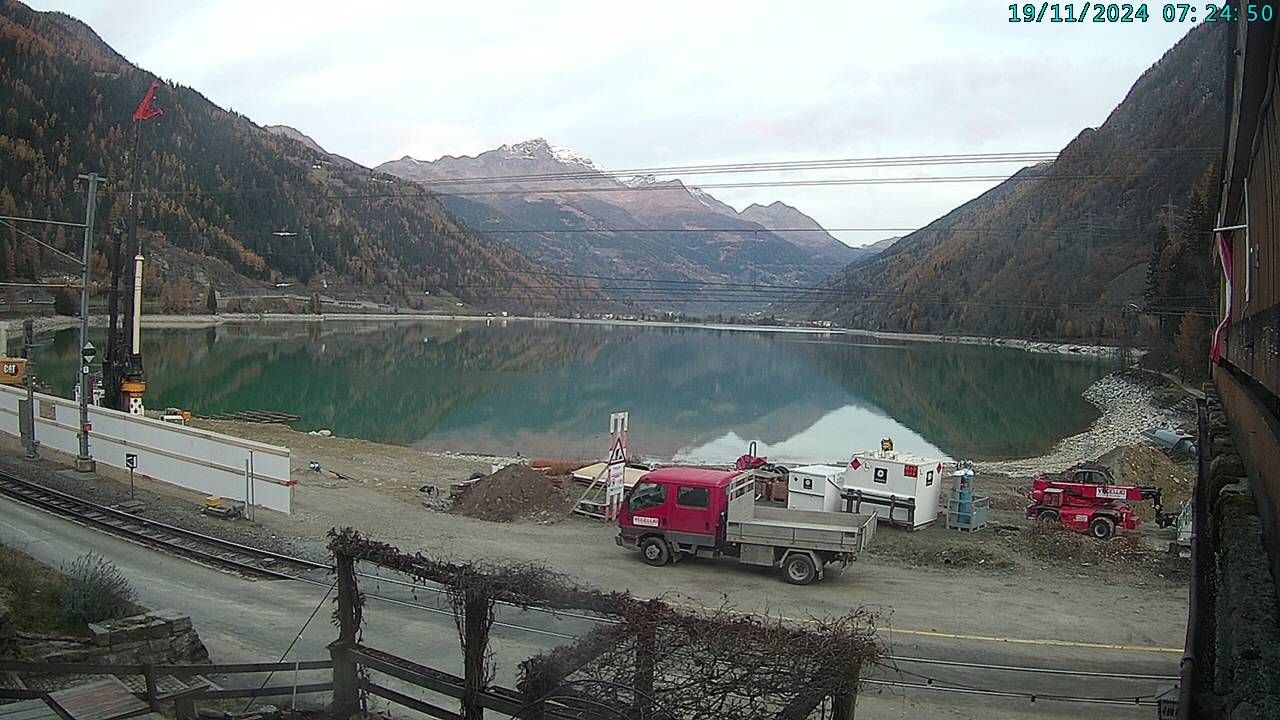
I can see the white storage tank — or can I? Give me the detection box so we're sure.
[844,440,946,529]
[786,464,846,513]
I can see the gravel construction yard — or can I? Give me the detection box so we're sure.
[0,369,1194,654]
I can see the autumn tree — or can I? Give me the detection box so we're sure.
[159,279,195,313]
[53,287,77,316]
[1172,310,1209,380]
[205,284,218,314]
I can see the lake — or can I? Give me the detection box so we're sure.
[34,320,1115,464]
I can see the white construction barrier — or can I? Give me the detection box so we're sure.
[0,385,294,514]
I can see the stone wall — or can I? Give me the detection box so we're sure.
[1198,389,1280,719]
[20,609,209,666]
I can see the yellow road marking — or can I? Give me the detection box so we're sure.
[683,603,1181,654]
[882,627,1183,654]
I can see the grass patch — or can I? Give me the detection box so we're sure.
[1020,522,1169,565]
[0,546,145,637]
[0,545,78,635]
[868,525,1016,571]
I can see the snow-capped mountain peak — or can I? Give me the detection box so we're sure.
[548,143,602,171]
[498,138,602,172]
[624,174,659,188]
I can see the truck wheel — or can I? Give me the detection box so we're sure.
[1089,517,1116,540]
[783,554,817,585]
[639,537,670,567]
[1036,509,1059,523]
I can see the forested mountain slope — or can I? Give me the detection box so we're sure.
[795,23,1227,340]
[0,1,600,310]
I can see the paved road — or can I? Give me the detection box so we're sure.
[0,496,1174,718]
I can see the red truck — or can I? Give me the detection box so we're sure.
[616,467,876,585]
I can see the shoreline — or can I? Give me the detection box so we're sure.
[3,312,1127,358]
[202,370,1180,481]
[974,372,1190,477]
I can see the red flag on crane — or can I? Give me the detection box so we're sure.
[132,80,164,122]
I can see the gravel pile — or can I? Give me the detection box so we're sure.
[451,464,575,523]
[976,372,1187,477]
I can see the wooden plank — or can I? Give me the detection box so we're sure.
[349,645,526,715]
[153,660,332,676]
[193,682,332,700]
[362,680,463,720]
[48,678,149,720]
[0,660,145,676]
[0,699,60,720]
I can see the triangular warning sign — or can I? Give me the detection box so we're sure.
[607,435,627,465]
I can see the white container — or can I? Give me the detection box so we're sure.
[786,464,847,513]
[844,450,945,529]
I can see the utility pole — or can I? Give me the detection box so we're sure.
[1165,197,1178,242]
[21,318,36,458]
[1084,210,1093,263]
[74,172,102,472]
[103,229,124,410]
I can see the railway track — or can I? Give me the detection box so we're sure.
[0,472,328,580]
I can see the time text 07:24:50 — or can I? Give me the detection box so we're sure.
[1009,3,1275,23]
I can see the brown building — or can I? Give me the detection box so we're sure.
[1192,4,1280,718]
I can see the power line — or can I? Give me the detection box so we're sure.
[383,147,1218,187]
[0,219,85,267]
[101,172,1173,200]
[399,151,1064,186]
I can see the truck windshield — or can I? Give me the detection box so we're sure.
[629,482,666,511]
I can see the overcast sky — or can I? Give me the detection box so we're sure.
[31,1,1195,246]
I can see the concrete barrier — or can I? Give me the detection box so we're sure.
[0,385,293,513]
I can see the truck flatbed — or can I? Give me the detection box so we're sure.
[726,478,876,554]
[727,506,876,553]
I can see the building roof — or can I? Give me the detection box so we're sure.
[851,450,945,468]
[791,464,847,476]
[572,462,649,488]
[640,466,740,487]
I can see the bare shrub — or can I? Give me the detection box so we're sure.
[60,553,136,627]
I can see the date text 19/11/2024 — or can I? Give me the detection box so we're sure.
[1010,3,1274,23]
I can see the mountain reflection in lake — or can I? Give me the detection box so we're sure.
[39,321,1114,463]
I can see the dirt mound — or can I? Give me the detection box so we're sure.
[452,464,575,523]
[1097,444,1194,520]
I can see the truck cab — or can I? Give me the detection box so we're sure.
[619,467,729,562]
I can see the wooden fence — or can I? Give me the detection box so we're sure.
[0,658,332,718]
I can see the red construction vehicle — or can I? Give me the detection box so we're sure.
[1026,465,1177,540]
[617,467,875,585]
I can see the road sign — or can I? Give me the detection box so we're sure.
[607,435,627,465]
[126,452,138,500]
[605,411,630,519]
[607,462,625,501]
